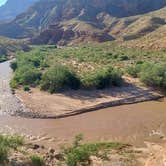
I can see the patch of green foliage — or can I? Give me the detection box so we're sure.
[0,135,23,164]
[82,66,123,89]
[40,64,80,93]
[0,55,8,63]
[10,49,45,89]
[23,85,30,91]
[11,45,123,92]
[11,43,166,91]
[30,155,45,166]
[127,62,166,89]
[10,61,17,71]
[62,134,128,166]
[10,65,41,88]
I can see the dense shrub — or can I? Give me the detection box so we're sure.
[82,66,123,89]
[63,134,127,166]
[30,155,45,166]
[0,144,8,164]
[127,64,142,78]
[11,44,166,92]
[140,63,166,88]
[23,85,30,91]
[11,65,41,88]
[40,65,80,93]
[0,55,7,63]
[127,62,166,89]
[10,61,17,71]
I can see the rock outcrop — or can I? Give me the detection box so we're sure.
[1,0,166,46]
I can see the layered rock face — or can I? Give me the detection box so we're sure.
[0,0,37,21]
[1,0,166,45]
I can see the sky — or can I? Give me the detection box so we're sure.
[0,0,7,6]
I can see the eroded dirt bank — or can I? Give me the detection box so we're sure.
[16,78,163,119]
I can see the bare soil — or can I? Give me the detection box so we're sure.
[15,76,163,118]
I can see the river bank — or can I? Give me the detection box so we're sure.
[0,60,165,145]
[15,76,164,119]
[1,60,163,119]
[1,61,166,165]
[0,99,166,165]
[0,61,24,115]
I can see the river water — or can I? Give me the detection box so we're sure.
[0,61,166,147]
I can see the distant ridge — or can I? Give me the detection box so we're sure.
[0,0,37,21]
[0,0,166,48]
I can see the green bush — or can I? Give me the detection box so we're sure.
[63,135,127,166]
[127,64,142,78]
[82,66,123,89]
[127,62,166,89]
[0,144,8,164]
[0,135,23,149]
[0,135,23,164]
[40,65,80,93]
[0,55,7,63]
[66,144,96,166]
[30,155,45,166]
[23,85,30,91]
[10,79,19,89]
[11,65,41,88]
[10,61,17,71]
[139,63,166,88]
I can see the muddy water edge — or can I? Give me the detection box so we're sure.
[0,61,166,148]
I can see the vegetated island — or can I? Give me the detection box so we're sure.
[9,43,165,118]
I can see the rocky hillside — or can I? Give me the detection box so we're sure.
[1,0,166,46]
[0,37,29,59]
[0,0,37,21]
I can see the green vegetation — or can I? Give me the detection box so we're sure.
[62,134,128,166]
[23,85,30,91]
[0,135,23,164]
[40,64,80,93]
[0,133,133,166]
[10,65,41,88]
[0,55,7,63]
[11,43,166,91]
[82,66,123,89]
[30,155,45,166]
[10,61,17,71]
[11,44,126,92]
[127,62,166,89]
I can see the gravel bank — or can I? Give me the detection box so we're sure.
[0,61,23,115]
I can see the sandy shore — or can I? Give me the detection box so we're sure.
[15,76,164,118]
[0,61,163,119]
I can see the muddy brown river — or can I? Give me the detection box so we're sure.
[0,61,166,147]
